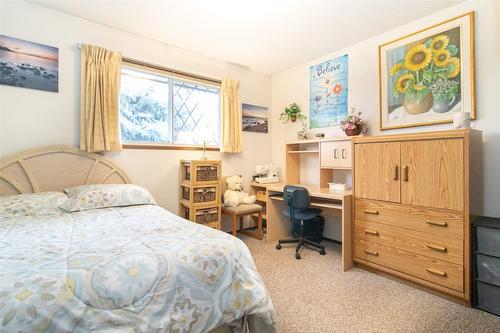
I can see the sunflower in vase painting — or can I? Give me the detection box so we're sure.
[390,34,461,115]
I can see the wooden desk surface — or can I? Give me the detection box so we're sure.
[262,182,351,201]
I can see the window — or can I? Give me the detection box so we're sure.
[120,65,221,147]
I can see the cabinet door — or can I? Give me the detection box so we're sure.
[401,139,463,211]
[354,142,400,202]
[320,141,352,168]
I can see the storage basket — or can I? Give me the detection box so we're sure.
[182,186,190,200]
[196,165,219,182]
[195,207,219,224]
[182,206,190,220]
[193,187,217,203]
[184,163,191,181]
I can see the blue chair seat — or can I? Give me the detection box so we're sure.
[282,207,322,221]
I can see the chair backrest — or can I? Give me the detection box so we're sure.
[283,185,310,210]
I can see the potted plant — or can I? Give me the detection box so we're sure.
[280,102,306,123]
[340,109,368,136]
[390,35,461,115]
[430,79,459,113]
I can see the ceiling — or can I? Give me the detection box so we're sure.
[30,0,464,75]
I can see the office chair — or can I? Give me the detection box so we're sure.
[275,185,326,259]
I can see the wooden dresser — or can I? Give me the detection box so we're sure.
[352,129,482,303]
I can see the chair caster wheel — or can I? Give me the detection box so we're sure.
[319,249,326,255]
[295,253,301,260]
[276,244,281,250]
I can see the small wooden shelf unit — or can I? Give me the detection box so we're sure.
[179,159,222,230]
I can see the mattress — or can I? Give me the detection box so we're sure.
[0,205,276,332]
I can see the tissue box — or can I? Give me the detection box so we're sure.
[328,183,351,192]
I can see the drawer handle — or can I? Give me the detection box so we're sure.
[363,229,379,236]
[426,243,447,252]
[393,165,398,180]
[426,219,447,227]
[333,149,338,159]
[342,148,347,159]
[364,209,379,215]
[403,166,409,181]
[363,249,379,256]
[425,267,447,277]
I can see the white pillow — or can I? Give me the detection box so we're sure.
[62,184,156,212]
[0,192,69,218]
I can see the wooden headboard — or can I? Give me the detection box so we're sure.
[0,145,130,196]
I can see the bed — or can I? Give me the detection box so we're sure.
[0,146,276,333]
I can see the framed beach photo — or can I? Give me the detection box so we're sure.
[0,34,59,92]
[379,12,475,130]
[242,103,268,133]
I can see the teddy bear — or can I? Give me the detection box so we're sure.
[223,175,256,207]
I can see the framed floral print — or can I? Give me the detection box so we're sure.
[379,12,475,130]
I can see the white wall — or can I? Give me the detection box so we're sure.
[0,1,272,231]
[270,0,500,225]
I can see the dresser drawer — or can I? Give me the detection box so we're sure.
[355,219,463,265]
[355,199,463,239]
[320,140,351,168]
[354,238,464,292]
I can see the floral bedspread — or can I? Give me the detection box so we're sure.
[0,205,276,332]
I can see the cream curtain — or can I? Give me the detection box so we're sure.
[221,78,243,153]
[80,44,122,152]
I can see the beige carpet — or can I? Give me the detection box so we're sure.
[240,235,500,333]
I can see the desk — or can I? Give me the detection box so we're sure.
[259,182,353,271]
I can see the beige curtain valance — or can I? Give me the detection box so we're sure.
[221,78,243,153]
[80,44,122,152]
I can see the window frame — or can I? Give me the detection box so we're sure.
[120,60,221,151]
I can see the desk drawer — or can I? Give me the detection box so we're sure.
[354,238,464,292]
[355,219,463,265]
[355,199,463,239]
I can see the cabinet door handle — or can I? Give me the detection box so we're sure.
[333,149,338,159]
[425,267,447,277]
[426,219,447,227]
[393,165,399,180]
[363,249,379,256]
[363,229,379,236]
[403,166,409,181]
[426,243,447,252]
[363,209,379,215]
[342,148,347,159]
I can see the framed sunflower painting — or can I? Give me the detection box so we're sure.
[379,12,475,130]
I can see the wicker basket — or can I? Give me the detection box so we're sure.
[196,165,219,182]
[182,186,190,200]
[195,207,218,224]
[184,163,191,180]
[193,187,217,203]
[182,206,190,220]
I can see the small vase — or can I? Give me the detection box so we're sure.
[344,127,361,136]
[297,130,307,140]
[290,114,297,122]
[433,95,456,113]
[403,93,433,115]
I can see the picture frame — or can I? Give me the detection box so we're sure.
[242,103,268,133]
[0,34,59,92]
[379,12,475,130]
[309,54,348,129]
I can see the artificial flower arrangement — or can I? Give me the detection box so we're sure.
[340,108,368,136]
[390,34,461,114]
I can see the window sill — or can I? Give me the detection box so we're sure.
[122,144,220,151]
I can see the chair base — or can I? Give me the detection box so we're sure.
[276,237,326,259]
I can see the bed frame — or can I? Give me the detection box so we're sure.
[0,145,130,196]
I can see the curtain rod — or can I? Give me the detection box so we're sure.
[76,43,222,85]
